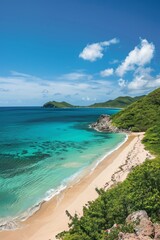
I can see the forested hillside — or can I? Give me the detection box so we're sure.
[89,96,143,108]
[57,88,160,240]
[112,88,160,132]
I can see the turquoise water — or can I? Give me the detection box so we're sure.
[0,107,126,227]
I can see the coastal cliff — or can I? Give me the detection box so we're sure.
[89,114,127,133]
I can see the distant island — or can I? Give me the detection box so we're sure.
[43,95,144,109]
[43,101,75,108]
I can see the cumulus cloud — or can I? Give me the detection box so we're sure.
[116,39,155,77]
[119,67,160,94]
[79,38,119,62]
[100,68,114,77]
[118,78,127,88]
[128,68,159,91]
[128,75,148,90]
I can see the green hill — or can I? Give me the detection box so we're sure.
[43,101,74,108]
[89,96,144,108]
[43,96,144,109]
[112,88,160,132]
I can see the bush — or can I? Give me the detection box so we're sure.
[57,158,160,239]
[143,124,160,155]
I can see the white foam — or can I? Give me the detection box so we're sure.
[44,185,66,202]
[0,218,19,231]
[0,169,85,231]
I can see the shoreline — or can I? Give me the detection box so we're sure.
[0,132,127,231]
[0,132,152,240]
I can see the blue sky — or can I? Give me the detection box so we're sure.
[0,0,160,106]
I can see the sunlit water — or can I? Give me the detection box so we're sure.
[0,107,126,227]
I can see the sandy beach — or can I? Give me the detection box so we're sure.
[0,132,153,240]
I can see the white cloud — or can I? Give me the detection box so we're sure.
[134,66,153,77]
[116,39,155,77]
[118,78,127,88]
[109,59,119,64]
[0,71,114,106]
[10,71,42,82]
[11,71,32,78]
[79,38,119,62]
[128,75,148,90]
[81,96,92,101]
[128,68,160,91]
[119,67,160,94]
[59,72,92,81]
[100,68,114,77]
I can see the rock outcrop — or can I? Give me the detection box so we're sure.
[105,211,160,240]
[154,224,160,240]
[89,114,121,133]
[118,211,160,240]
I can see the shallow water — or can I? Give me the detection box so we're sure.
[0,107,126,224]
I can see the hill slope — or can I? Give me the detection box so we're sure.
[57,88,160,240]
[43,101,74,108]
[112,88,160,132]
[89,96,143,108]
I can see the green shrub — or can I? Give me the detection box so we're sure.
[143,124,160,155]
[57,158,160,239]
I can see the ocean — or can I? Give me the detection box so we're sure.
[0,107,126,229]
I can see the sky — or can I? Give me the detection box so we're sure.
[0,0,160,106]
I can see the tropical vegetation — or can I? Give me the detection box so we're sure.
[56,87,160,240]
[112,88,160,132]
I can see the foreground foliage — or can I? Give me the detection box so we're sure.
[57,157,160,240]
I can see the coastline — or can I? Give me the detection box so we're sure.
[0,132,152,240]
[0,132,127,231]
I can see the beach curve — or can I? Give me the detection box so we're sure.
[0,132,152,240]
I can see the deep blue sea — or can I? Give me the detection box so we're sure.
[0,107,126,228]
